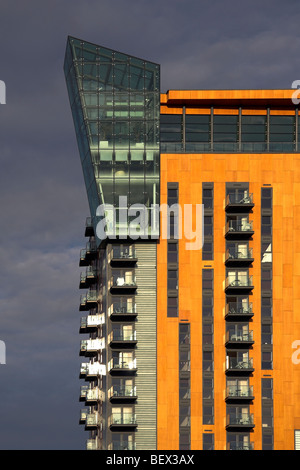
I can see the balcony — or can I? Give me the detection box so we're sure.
[79,291,98,311]
[225,330,254,348]
[109,413,137,430]
[79,249,89,267]
[109,303,137,321]
[109,442,136,451]
[85,217,94,237]
[79,268,97,289]
[226,413,255,430]
[108,330,137,348]
[108,358,137,375]
[79,361,106,379]
[225,302,253,320]
[79,242,97,266]
[225,249,254,266]
[86,438,100,450]
[225,193,254,212]
[80,338,105,356]
[109,274,137,293]
[85,411,102,430]
[225,220,254,239]
[110,246,137,267]
[80,385,104,404]
[225,358,254,375]
[227,442,254,451]
[225,276,254,293]
[109,386,137,403]
[79,408,88,425]
[80,314,105,333]
[225,385,254,402]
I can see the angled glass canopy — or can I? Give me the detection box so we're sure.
[64,36,160,243]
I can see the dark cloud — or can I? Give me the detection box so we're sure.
[0,0,298,449]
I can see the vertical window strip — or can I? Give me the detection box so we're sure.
[179,323,190,450]
[261,187,273,370]
[203,433,214,450]
[202,269,214,425]
[261,378,274,450]
[167,183,179,317]
[202,183,214,260]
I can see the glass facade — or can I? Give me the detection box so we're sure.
[64,37,160,242]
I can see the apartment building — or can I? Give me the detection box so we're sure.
[64,35,300,450]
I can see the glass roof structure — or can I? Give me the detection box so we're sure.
[64,36,160,242]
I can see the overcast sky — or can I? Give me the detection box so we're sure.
[0,0,299,450]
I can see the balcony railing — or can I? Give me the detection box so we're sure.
[225,193,254,209]
[108,303,137,319]
[109,331,137,345]
[109,413,137,427]
[85,217,94,237]
[111,246,136,261]
[225,248,253,265]
[109,443,136,451]
[80,338,105,355]
[80,362,106,378]
[109,386,137,400]
[226,413,254,428]
[108,358,137,372]
[225,220,254,237]
[225,276,254,291]
[226,358,254,373]
[79,408,88,424]
[225,302,253,319]
[79,248,89,266]
[79,291,98,310]
[79,268,97,288]
[80,314,105,333]
[227,442,254,451]
[110,276,137,289]
[85,412,102,429]
[225,330,254,346]
[80,386,104,403]
[226,385,254,400]
[86,438,100,451]
[162,141,298,154]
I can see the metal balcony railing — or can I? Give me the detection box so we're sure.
[226,248,253,262]
[225,276,253,289]
[109,331,137,342]
[225,330,254,344]
[109,413,137,426]
[227,442,254,451]
[226,193,254,207]
[226,385,254,399]
[108,358,137,371]
[111,246,136,260]
[109,386,137,399]
[225,302,253,316]
[226,220,254,235]
[226,358,254,372]
[226,413,254,427]
[110,443,136,451]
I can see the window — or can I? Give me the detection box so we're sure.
[179,323,190,449]
[202,184,214,260]
[160,114,183,151]
[262,379,274,449]
[203,433,214,450]
[269,115,295,152]
[185,114,210,152]
[241,115,266,152]
[213,115,238,151]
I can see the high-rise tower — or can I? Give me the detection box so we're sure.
[65,37,300,451]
